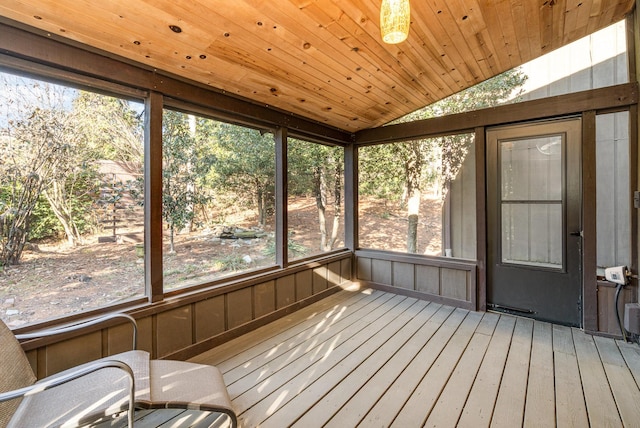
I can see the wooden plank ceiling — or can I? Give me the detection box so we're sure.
[0,0,634,132]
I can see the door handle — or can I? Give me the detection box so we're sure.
[570,231,582,237]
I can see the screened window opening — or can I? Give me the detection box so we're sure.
[287,138,344,261]
[596,111,631,271]
[0,71,146,326]
[161,110,276,291]
[358,134,476,259]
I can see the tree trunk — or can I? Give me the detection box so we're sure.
[169,224,176,254]
[1,216,29,265]
[405,142,423,254]
[327,161,342,251]
[183,114,197,233]
[313,166,328,251]
[44,187,81,247]
[407,188,420,253]
[0,177,43,266]
[257,185,265,226]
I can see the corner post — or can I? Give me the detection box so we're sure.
[275,127,288,268]
[145,91,163,302]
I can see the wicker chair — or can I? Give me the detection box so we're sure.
[0,314,237,428]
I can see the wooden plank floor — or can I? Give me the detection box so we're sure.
[87,409,232,428]
[187,287,640,428]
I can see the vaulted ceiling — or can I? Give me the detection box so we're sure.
[0,0,635,132]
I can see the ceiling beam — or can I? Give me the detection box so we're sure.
[355,82,639,145]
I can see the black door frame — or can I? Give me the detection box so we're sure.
[486,117,584,327]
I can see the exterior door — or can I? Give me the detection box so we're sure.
[487,118,582,327]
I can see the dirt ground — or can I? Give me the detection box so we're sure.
[0,195,443,327]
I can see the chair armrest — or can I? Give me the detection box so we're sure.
[0,359,136,428]
[15,313,138,349]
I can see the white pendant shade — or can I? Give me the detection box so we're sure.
[380,0,410,44]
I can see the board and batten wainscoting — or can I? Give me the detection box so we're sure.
[355,250,477,310]
[21,253,352,379]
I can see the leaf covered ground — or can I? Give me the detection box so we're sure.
[0,196,442,327]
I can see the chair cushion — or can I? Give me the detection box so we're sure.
[143,360,236,425]
[0,320,36,428]
[8,350,149,428]
[6,349,237,428]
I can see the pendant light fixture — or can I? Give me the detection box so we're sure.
[380,0,410,44]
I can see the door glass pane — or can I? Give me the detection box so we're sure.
[501,203,562,268]
[501,136,562,201]
[500,135,564,269]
